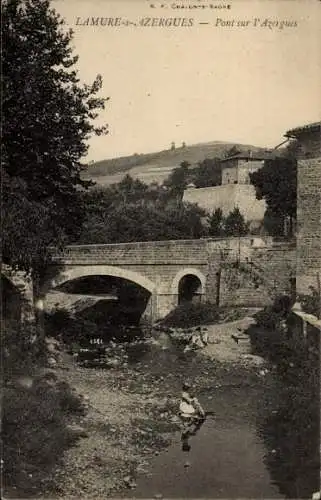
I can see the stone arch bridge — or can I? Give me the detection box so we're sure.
[3,237,293,324]
[45,239,212,321]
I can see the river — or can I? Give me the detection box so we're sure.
[110,326,320,499]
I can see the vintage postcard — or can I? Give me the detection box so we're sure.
[2,0,320,499]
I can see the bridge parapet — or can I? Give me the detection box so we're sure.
[50,239,209,265]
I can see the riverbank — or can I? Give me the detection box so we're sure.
[4,310,318,498]
[45,315,269,498]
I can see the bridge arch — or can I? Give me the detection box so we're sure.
[171,268,206,304]
[47,265,157,294]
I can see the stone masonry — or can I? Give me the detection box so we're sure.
[46,237,295,321]
[285,122,321,295]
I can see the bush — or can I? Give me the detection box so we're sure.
[3,376,86,496]
[2,321,87,496]
[253,294,292,331]
[2,321,46,381]
[298,286,320,318]
[44,310,98,345]
[160,301,220,328]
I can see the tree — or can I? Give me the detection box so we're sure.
[249,154,297,236]
[164,161,190,197]
[2,0,108,276]
[224,208,248,236]
[224,145,241,158]
[113,174,148,203]
[76,180,207,244]
[207,208,224,237]
[194,158,221,188]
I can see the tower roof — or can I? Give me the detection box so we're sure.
[220,151,276,163]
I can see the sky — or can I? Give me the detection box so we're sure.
[54,0,321,162]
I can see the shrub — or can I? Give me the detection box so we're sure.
[3,377,86,496]
[253,294,292,331]
[160,301,220,328]
[298,286,320,318]
[44,310,98,345]
[2,321,46,381]
[2,320,87,496]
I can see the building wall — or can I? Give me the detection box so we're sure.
[296,157,321,294]
[221,158,265,185]
[237,160,265,184]
[183,184,266,222]
[295,132,321,159]
[221,164,238,184]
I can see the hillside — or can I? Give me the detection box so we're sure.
[83,141,268,187]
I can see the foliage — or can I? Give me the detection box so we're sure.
[44,309,99,345]
[2,322,45,381]
[250,153,297,237]
[262,207,285,238]
[253,294,292,331]
[163,161,190,196]
[224,208,249,236]
[2,320,86,495]
[3,376,86,496]
[76,178,208,243]
[193,158,221,188]
[298,286,321,318]
[207,208,224,237]
[258,348,319,499]
[159,302,220,328]
[2,0,108,275]
[76,174,252,244]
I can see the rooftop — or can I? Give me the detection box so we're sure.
[285,121,321,138]
[220,150,277,163]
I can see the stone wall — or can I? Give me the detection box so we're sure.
[183,185,266,222]
[206,241,296,307]
[296,157,321,294]
[49,237,296,317]
[52,239,209,265]
[1,265,34,323]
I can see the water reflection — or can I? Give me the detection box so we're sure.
[71,317,320,498]
[256,361,320,498]
[181,416,205,452]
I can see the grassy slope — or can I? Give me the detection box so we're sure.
[83,141,267,187]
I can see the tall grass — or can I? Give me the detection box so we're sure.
[2,321,86,497]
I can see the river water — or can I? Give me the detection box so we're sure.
[131,394,282,499]
[111,327,320,500]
